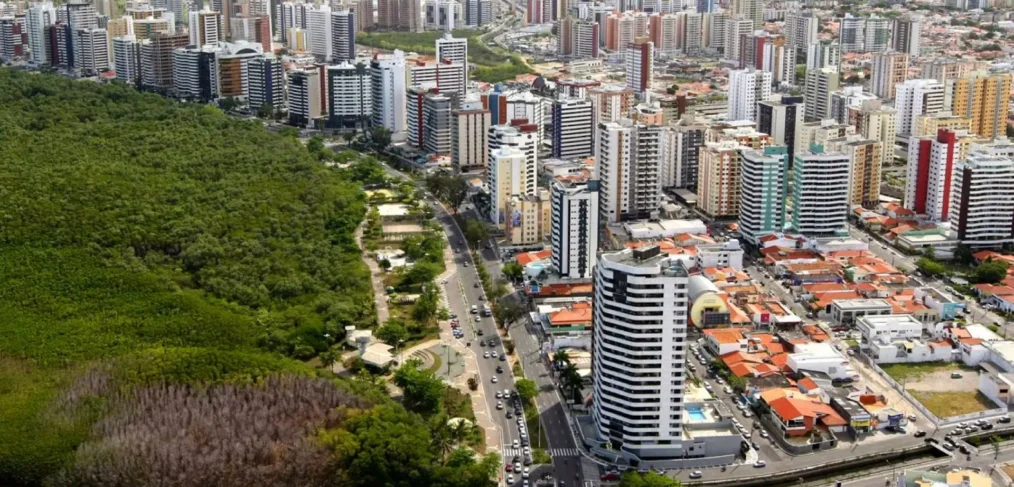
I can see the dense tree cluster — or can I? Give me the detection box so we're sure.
[0,70,498,486]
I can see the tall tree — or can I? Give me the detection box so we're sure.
[446,176,470,213]
[371,125,392,151]
[501,262,524,282]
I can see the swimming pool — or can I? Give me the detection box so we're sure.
[686,407,707,421]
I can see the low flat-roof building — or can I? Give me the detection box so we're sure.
[830,298,893,325]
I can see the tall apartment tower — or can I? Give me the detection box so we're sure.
[488,123,540,208]
[722,17,752,63]
[698,141,743,218]
[26,2,57,66]
[648,13,678,59]
[839,14,864,53]
[189,9,221,46]
[684,11,703,56]
[848,101,897,168]
[949,153,1014,249]
[330,9,355,61]
[871,51,909,100]
[790,149,851,237]
[306,5,331,61]
[489,144,531,226]
[739,147,788,244]
[921,58,976,84]
[139,31,187,90]
[727,68,772,122]
[551,179,599,280]
[839,138,883,208]
[625,38,653,96]
[731,0,761,29]
[288,69,323,128]
[326,61,371,129]
[948,71,1012,139]
[672,114,707,190]
[422,92,453,156]
[112,34,140,83]
[248,56,285,112]
[377,0,421,31]
[452,105,490,171]
[597,119,665,222]
[592,245,690,461]
[77,28,109,75]
[840,14,890,53]
[370,50,407,137]
[785,12,818,52]
[804,67,840,121]
[758,96,804,163]
[806,41,840,72]
[435,32,468,92]
[905,128,960,222]
[891,17,920,57]
[894,79,945,136]
[552,98,596,159]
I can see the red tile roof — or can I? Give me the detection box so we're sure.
[516,249,552,266]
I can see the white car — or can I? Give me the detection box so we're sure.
[723,386,733,394]
[496,401,503,410]
[512,439,520,448]
[522,467,530,478]
[743,411,753,418]
[496,391,502,399]
[492,376,498,383]
[754,461,766,468]
[523,446,531,455]
[507,474,514,483]
[760,431,769,438]
[483,351,489,358]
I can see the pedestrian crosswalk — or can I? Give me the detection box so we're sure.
[501,447,581,457]
[549,448,580,457]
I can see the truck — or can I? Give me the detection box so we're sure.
[481,304,492,317]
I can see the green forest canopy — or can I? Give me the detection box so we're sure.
[0,69,494,486]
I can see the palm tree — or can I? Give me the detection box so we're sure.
[552,350,571,369]
[560,363,583,404]
[319,349,339,372]
[429,414,456,463]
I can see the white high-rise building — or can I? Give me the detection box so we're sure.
[489,123,540,224]
[551,98,596,159]
[435,32,468,92]
[172,46,217,100]
[722,17,752,64]
[949,152,1014,249]
[840,14,864,53]
[625,39,653,95]
[592,245,691,461]
[288,68,323,128]
[740,148,788,244]
[894,79,944,136]
[864,15,891,53]
[804,67,840,121]
[761,40,796,87]
[330,9,355,61]
[731,0,762,29]
[370,50,407,137]
[248,56,285,112]
[892,17,920,57]
[806,41,840,72]
[327,60,371,127]
[188,9,221,46]
[306,4,331,61]
[551,179,599,280]
[490,146,530,226]
[505,91,546,143]
[26,2,57,66]
[683,11,702,56]
[112,34,140,82]
[785,12,818,51]
[727,68,772,122]
[840,13,891,53]
[790,149,851,237]
[597,119,666,222]
[77,27,109,75]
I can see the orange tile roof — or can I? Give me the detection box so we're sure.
[811,290,863,309]
[537,283,593,297]
[516,249,552,266]
[766,342,786,355]
[803,282,855,293]
[704,328,747,344]
[798,377,819,390]
[548,302,592,326]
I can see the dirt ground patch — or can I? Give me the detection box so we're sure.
[908,391,995,418]
[882,363,979,393]
[1002,464,1014,479]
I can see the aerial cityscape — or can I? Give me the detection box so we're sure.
[5,0,1014,485]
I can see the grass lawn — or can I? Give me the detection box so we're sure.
[525,407,550,457]
[424,350,444,374]
[909,391,995,418]
[880,362,965,382]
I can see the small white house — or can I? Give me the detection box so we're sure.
[787,342,859,382]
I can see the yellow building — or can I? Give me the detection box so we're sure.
[948,71,1012,139]
[914,111,971,137]
[826,137,882,208]
[849,101,897,166]
[505,189,551,245]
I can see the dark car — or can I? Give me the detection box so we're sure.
[499,354,507,361]
[474,283,479,288]
[477,329,484,336]
[600,472,621,481]
[914,431,927,438]
[523,457,532,466]
[983,424,994,430]
[479,340,486,347]
[496,365,504,373]
[751,442,760,450]
[999,416,1011,424]
[959,445,971,454]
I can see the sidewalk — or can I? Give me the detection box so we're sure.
[354,223,389,325]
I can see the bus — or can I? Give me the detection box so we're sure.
[482,304,492,317]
